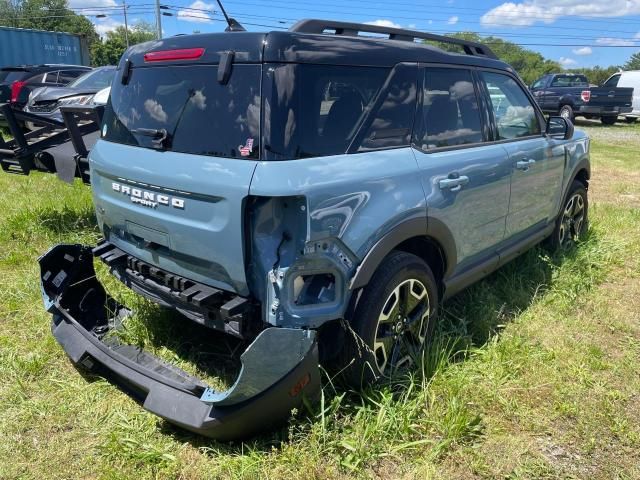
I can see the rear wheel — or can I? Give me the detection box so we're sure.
[601,115,617,125]
[339,251,438,387]
[559,105,574,122]
[547,180,588,252]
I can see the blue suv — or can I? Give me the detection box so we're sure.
[39,19,590,440]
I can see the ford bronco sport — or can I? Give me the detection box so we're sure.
[39,19,591,440]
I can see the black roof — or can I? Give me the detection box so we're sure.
[122,19,512,73]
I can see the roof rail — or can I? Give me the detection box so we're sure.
[289,19,497,59]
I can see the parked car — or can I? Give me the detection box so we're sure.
[24,66,116,128]
[0,64,92,126]
[529,73,633,125]
[601,70,640,123]
[39,19,591,440]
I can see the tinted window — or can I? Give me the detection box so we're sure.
[103,64,260,159]
[25,73,46,84]
[531,77,546,89]
[359,64,417,151]
[414,68,483,149]
[43,71,59,83]
[603,74,621,88]
[263,64,389,159]
[0,70,28,83]
[550,75,588,87]
[481,72,541,140]
[59,69,87,84]
[69,68,115,89]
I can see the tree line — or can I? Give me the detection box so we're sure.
[1,0,639,79]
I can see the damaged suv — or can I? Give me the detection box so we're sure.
[39,19,591,440]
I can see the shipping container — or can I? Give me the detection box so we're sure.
[0,26,90,68]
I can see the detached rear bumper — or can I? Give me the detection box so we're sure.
[39,244,320,441]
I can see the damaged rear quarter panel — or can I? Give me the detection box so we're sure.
[248,148,426,327]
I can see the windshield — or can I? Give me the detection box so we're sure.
[102,64,260,159]
[69,68,115,89]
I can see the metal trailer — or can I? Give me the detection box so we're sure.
[0,26,90,68]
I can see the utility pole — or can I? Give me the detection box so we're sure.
[155,0,162,39]
[123,0,129,47]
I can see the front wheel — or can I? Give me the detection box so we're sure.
[547,180,588,252]
[601,116,617,125]
[339,251,438,387]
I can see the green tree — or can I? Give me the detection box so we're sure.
[91,21,156,66]
[0,0,98,46]
[443,32,561,85]
[624,52,640,70]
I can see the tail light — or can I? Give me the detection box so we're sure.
[144,48,205,62]
[581,90,591,103]
[10,80,26,103]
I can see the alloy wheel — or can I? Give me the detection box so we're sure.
[558,192,585,249]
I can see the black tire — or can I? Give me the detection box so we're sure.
[559,105,574,123]
[625,117,638,124]
[601,116,617,125]
[547,180,588,252]
[338,251,438,387]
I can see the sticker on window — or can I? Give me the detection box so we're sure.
[239,138,254,157]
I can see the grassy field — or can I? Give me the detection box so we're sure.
[0,120,639,479]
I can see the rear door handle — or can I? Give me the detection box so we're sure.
[516,159,536,171]
[439,175,469,192]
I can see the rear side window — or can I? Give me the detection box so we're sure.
[102,64,261,159]
[0,70,28,83]
[414,68,483,149]
[263,64,389,160]
[481,72,541,140]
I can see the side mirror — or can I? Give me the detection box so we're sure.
[546,116,574,140]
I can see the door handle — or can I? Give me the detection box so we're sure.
[515,159,536,171]
[439,175,469,192]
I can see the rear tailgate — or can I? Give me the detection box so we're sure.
[92,62,262,296]
[588,87,634,111]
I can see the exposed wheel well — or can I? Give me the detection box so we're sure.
[394,236,446,288]
[574,168,590,189]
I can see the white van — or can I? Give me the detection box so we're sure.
[603,70,640,123]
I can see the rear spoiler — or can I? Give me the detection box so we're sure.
[0,103,103,184]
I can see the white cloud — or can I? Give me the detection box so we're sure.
[365,19,402,29]
[177,0,214,23]
[572,46,592,56]
[559,57,577,66]
[447,16,459,25]
[93,17,123,37]
[481,0,640,27]
[596,37,636,46]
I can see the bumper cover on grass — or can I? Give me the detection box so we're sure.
[39,243,321,441]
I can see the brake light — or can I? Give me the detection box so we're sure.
[143,48,205,62]
[581,90,591,103]
[10,80,26,103]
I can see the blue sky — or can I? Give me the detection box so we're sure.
[77,0,640,68]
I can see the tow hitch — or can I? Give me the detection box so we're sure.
[39,244,321,440]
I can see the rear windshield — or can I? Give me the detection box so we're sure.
[263,64,390,160]
[0,69,28,83]
[102,64,260,159]
[550,75,589,87]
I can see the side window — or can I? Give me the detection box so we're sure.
[481,72,541,140]
[43,71,59,83]
[603,74,621,88]
[414,68,483,150]
[531,78,546,89]
[359,65,417,151]
[58,70,85,84]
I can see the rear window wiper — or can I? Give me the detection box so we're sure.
[131,128,171,149]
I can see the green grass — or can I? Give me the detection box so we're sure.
[1,121,640,479]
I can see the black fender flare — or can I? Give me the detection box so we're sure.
[349,216,457,290]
